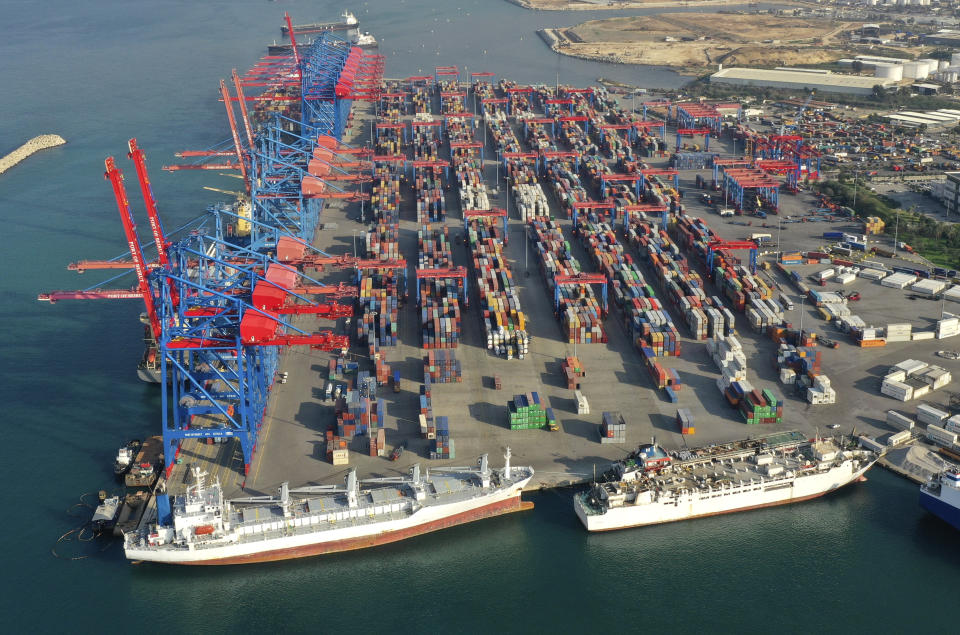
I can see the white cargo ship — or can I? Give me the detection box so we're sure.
[125,450,532,565]
[575,432,877,532]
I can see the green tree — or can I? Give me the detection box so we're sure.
[852,60,864,74]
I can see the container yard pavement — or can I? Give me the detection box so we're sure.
[231,105,960,498]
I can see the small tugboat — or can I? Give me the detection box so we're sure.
[114,439,142,477]
[91,491,121,534]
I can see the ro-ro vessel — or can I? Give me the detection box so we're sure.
[920,467,960,531]
[575,432,877,531]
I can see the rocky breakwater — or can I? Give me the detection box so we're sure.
[0,135,66,175]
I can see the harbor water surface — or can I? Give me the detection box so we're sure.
[1,0,956,631]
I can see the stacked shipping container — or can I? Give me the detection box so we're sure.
[528,216,606,344]
[467,219,530,358]
[577,217,681,356]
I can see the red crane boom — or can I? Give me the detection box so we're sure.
[127,138,178,307]
[104,157,162,340]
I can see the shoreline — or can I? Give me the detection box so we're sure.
[538,27,704,75]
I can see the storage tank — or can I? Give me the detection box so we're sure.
[951,52,960,66]
[902,61,923,79]
[940,60,950,71]
[920,59,939,76]
[875,63,904,81]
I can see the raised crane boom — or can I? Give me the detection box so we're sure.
[104,157,162,341]
[127,138,178,307]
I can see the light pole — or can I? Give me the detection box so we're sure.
[852,169,859,211]
[496,150,501,183]
[777,216,782,257]
[352,230,357,257]
[893,210,900,256]
[799,294,805,340]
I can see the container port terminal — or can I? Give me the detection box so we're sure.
[40,18,960,516]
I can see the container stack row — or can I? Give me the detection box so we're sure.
[439,78,465,115]
[672,215,772,311]
[448,106,489,212]
[746,297,785,332]
[375,119,402,157]
[709,335,748,395]
[543,157,589,218]
[364,223,401,261]
[640,344,683,401]
[358,272,400,347]
[370,167,401,224]
[467,219,530,358]
[528,216,607,344]
[418,225,462,349]
[412,122,446,223]
[599,411,626,444]
[431,416,454,460]
[577,217,680,356]
[419,382,436,439]
[424,350,462,383]
[410,80,431,116]
[881,359,953,401]
[334,390,387,439]
[508,392,547,430]
[627,219,734,342]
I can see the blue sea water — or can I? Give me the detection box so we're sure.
[1,1,956,631]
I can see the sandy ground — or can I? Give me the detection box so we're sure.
[551,13,856,72]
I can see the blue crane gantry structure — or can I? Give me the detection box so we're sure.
[40,27,385,478]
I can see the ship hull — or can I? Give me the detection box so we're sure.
[920,490,960,531]
[127,479,532,565]
[577,461,874,532]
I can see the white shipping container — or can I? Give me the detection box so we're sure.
[881,379,914,401]
[885,370,907,383]
[881,273,917,288]
[888,430,912,446]
[945,415,960,434]
[917,404,949,426]
[911,279,946,295]
[859,268,888,281]
[859,436,886,454]
[913,384,931,399]
[893,359,928,376]
[886,410,915,431]
[943,285,960,303]
[927,424,958,446]
[912,331,935,341]
[835,272,857,285]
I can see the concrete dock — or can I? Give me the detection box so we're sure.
[168,92,960,500]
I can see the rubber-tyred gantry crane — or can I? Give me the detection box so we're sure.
[554,273,608,316]
[706,239,759,274]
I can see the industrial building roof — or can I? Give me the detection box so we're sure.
[710,68,896,93]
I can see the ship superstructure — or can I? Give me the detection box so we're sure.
[125,450,533,564]
[575,432,877,531]
[920,467,960,530]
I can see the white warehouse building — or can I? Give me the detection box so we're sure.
[710,68,899,95]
